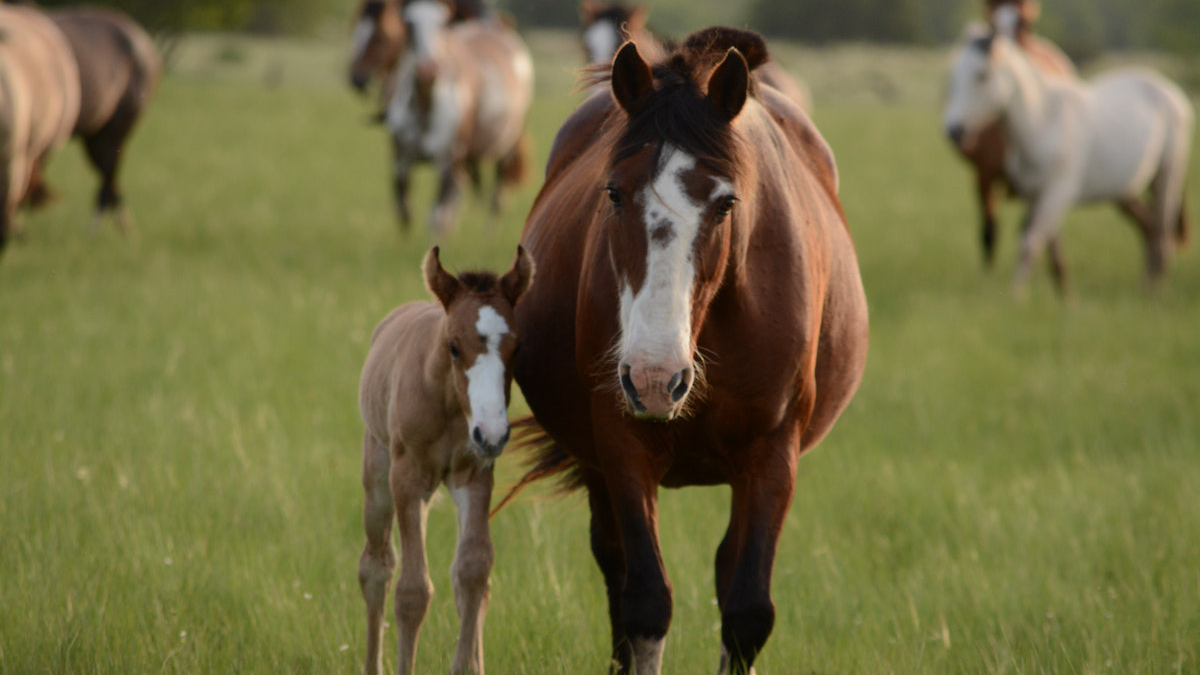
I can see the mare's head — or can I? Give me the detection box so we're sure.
[424,246,536,459]
[598,28,766,421]
[579,1,648,65]
[943,23,1014,150]
[349,0,406,92]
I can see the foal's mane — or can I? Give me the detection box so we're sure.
[585,27,771,180]
[455,270,500,293]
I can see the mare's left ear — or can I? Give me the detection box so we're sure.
[612,41,654,114]
[500,245,536,306]
[423,246,462,309]
[707,47,749,122]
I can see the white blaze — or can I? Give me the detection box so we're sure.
[350,18,375,65]
[583,20,620,64]
[465,305,510,446]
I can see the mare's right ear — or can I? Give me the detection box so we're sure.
[612,41,653,114]
[423,246,461,309]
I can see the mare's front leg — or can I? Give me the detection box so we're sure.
[360,433,397,675]
[392,450,438,675]
[446,460,496,675]
[583,469,634,673]
[714,431,800,675]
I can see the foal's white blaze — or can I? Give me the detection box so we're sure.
[618,147,732,383]
[583,20,620,65]
[465,305,510,451]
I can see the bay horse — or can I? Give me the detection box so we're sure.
[950,0,1077,269]
[508,27,868,674]
[943,10,1194,291]
[349,0,533,235]
[49,6,161,232]
[0,2,79,251]
[578,1,811,113]
[357,246,534,675]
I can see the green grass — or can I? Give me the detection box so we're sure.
[2,29,1198,674]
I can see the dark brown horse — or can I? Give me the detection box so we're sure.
[50,6,161,232]
[508,27,868,674]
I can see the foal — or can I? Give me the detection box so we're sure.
[357,246,534,675]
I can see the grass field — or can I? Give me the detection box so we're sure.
[2,29,1199,674]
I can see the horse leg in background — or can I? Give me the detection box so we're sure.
[584,470,634,673]
[359,433,398,675]
[82,109,140,234]
[488,135,529,230]
[429,162,463,235]
[976,167,1000,267]
[23,160,56,209]
[392,452,437,675]
[714,436,796,675]
[1045,238,1069,297]
[1014,185,1075,294]
[391,141,414,231]
[1144,140,1193,282]
[1116,197,1155,241]
[447,463,495,675]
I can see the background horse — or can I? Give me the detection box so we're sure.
[944,12,1194,291]
[357,246,533,675]
[578,1,811,112]
[50,6,161,232]
[0,3,79,251]
[508,27,868,675]
[349,0,532,235]
[950,0,1076,267]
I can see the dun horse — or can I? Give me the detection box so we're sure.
[0,2,79,251]
[50,6,161,231]
[944,8,1194,291]
[507,27,868,674]
[357,246,534,675]
[950,0,1076,267]
[348,0,533,234]
[578,1,811,112]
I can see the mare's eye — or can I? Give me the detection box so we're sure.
[603,184,623,207]
[448,341,461,359]
[716,195,738,217]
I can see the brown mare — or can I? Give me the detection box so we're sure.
[951,0,1075,266]
[508,27,868,674]
[49,6,161,232]
[348,0,533,234]
[358,246,534,675]
[0,2,79,250]
[578,1,811,112]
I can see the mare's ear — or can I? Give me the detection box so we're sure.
[423,246,461,309]
[707,47,749,122]
[612,41,653,114]
[500,245,536,307]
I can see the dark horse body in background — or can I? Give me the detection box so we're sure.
[511,27,868,674]
[50,6,161,230]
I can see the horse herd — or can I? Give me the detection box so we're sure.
[0,1,160,250]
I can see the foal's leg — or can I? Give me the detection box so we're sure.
[360,433,397,675]
[447,462,496,675]
[392,451,438,675]
[714,435,798,675]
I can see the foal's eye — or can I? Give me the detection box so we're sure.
[603,184,623,207]
[716,195,738,217]
[448,341,461,359]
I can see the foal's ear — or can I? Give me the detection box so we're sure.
[612,41,654,114]
[423,246,461,309]
[707,47,749,122]
[500,245,536,307]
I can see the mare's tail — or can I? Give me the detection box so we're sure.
[489,416,582,518]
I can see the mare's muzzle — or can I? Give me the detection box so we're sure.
[620,362,693,421]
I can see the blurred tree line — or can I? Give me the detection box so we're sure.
[31,0,1200,62]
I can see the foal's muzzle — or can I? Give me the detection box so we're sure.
[471,424,510,459]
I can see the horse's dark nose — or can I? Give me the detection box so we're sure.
[667,367,692,403]
[472,425,509,458]
[946,124,965,146]
[350,72,369,93]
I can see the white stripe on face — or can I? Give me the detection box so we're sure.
[583,21,620,64]
[618,147,731,368]
[350,18,375,64]
[404,0,450,60]
[465,305,510,446]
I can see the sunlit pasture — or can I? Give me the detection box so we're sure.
[1,29,1197,674]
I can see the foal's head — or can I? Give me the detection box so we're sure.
[349,0,406,92]
[943,25,1013,149]
[424,246,535,459]
[599,28,764,420]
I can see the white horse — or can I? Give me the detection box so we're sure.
[943,12,1194,291]
[383,0,533,235]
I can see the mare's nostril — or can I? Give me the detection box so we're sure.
[619,365,646,412]
[669,367,691,403]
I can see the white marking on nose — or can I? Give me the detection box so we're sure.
[465,305,510,448]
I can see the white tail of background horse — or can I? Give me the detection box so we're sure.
[943,12,1194,292]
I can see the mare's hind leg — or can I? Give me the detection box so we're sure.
[447,461,496,675]
[714,434,799,675]
[392,449,438,675]
[360,433,397,675]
